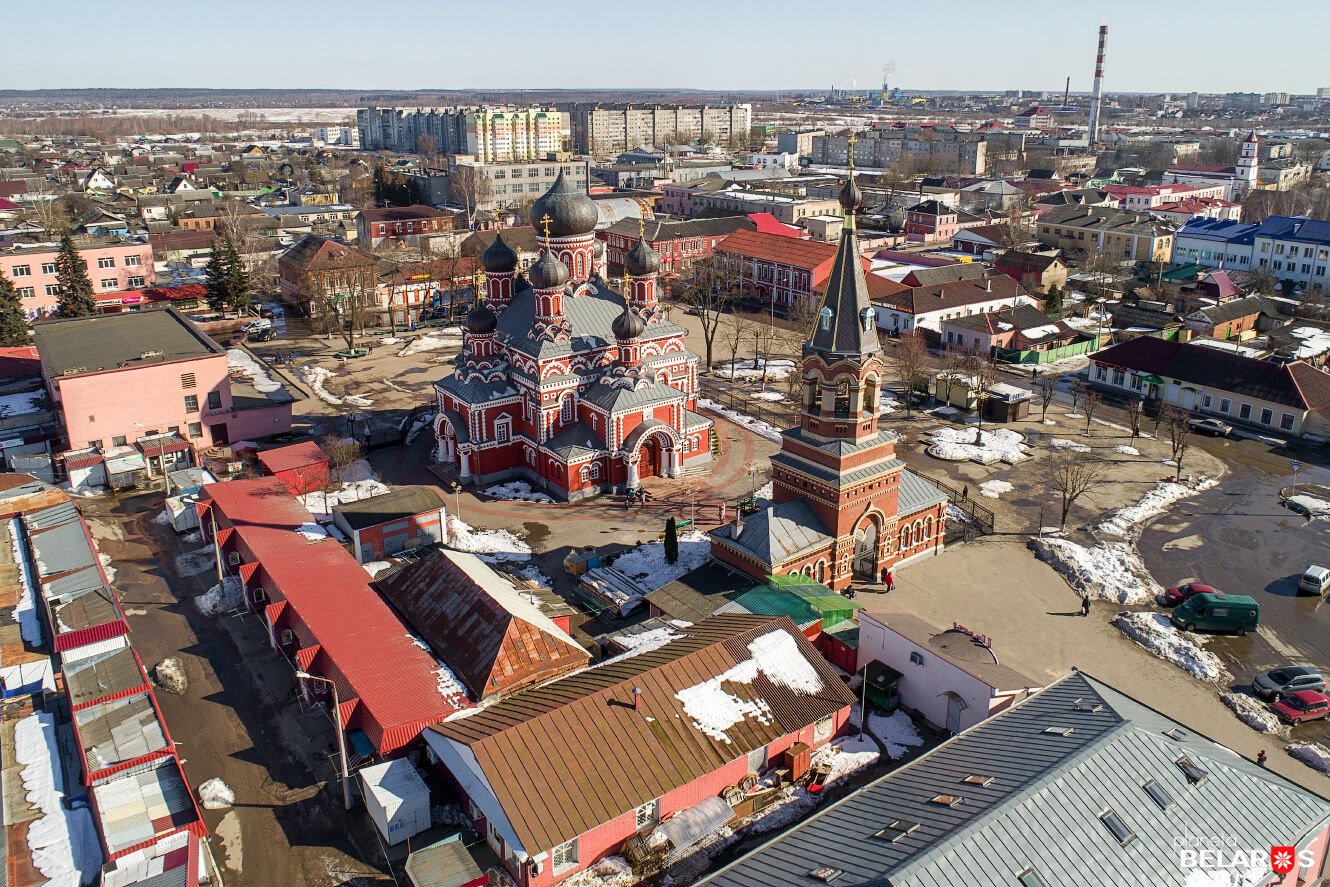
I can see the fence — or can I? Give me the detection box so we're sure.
[911,470,996,535]
[699,376,799,431]
[993,335,1101,366]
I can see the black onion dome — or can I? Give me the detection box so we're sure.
[613,305,645,340]
[624,237,660,276]
[529,170,598,237]
[465,300,497,334]
[839,174,863,213]
[528,250,569,289]
[481,231,518,273]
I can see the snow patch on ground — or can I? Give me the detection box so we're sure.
[199,777,235,810]
[398,332,463,358]
[1050,437,1090,453]
[1114,445,1141,456]
[752,391,785,402]
[611,530,710,592]
[926,427,1030,465]
[195,576,244,617]
[698,398,782,443]
[175,547,215,578]
[299,364,373,408]
[446,515,531,562]
[297,458,388,521]
[226,349,283,394]
[15,712,103,884]
[482,481,554,503]
[1288,742,1330,773]
[1287,494,1330,521]
[1220,691,1289,737]
[1030,537,1159,604]
[717,358,796,382]
[1098,479,1217,537]
[755,481,774,501]
[978,480,1013,499]
[1112,612,1230,683]
[870,709,925,759]
[562,857,636,887]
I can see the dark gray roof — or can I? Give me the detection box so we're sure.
[333,486,447,531]
[644,563,762,625]
[603,216,755,242]
[75,692,168,772]
[710,499,832,565]
[901,263,991,288]
[807,227,879,360]
[494,280,688,360]
[701,671,1330,887]
[581,378,684,413]
[771,451,905,488]
[896,470,948,517]
[65,646,147,708]
[33,307,221,377]
[544,421,605,459]
[436,376,519,405]
[1190,294,1281,325]
[781,427,899,459]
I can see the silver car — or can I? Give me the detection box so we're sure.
[1253,666,1325,699]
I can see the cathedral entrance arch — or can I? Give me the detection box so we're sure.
[622,420,681,486]
[853,515,882,579]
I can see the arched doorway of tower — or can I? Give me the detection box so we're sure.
[622,420,681,487]
[853,514,882,579]
[639,437,659,477]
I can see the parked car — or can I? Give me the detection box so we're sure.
[1159,582,1219,608]
[1297,565,1330,595]
[249,327,276,342]
[1272,690,1330,724]
[1188,417,1232,436]
[1170,592,1259,635]
[1253,666,1326,700]
[243,317,272,334]
[259,303,285,319]
[227,331,247,346]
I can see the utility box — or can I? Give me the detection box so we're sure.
[360,759,431,846]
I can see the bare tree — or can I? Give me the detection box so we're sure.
[449,165,492,227]
[1159,405,1192,481]
[1045,450,1111,529]
[677,256,739,371]
[1036,375,1058,421]
[965,353,998,441]
[939,352,968,407]
[1068,378,1087,415]
[1124,397,1143,440]
[722,313,753,381]
[888,335,929,418]
[1082,389,1102,434]
[320,435,365,486]
[303,257,378,350]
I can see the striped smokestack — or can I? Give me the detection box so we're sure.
[1087,24,1108,145]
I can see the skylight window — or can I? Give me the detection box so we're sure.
[1017,869,1048,887]
[873,819,920,843]
[808,866,843,883]
[1041,726,1074,737]
[1100,809,1136,846]
[1175,756,1209,785]
[1164,727,1188,741]
[929,794,963,808]
[961,774,995,787]
[1143,779,1175,811]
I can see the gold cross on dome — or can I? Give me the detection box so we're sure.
[847,132,857,175]
[474,268,486,289]
[638,215,646,240]
[538,213,553,239]
[621,271,630,293]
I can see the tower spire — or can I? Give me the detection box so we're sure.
[808,168,874,359]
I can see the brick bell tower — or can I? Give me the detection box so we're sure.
[769,158,907,588]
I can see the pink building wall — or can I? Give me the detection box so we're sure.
[2,242,156,320]
[49,354,232,450]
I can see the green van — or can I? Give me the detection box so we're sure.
[1171,592,1259,635]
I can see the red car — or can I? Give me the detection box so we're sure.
[1272,690,1330,724]
[1159,583,1218,607]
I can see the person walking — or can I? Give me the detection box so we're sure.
[884,567,896,592]
[962,485,969,500]
[1080,595,1091,617]
[1257,749,1268,767]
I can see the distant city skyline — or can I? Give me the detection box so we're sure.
[9,0,1330,95]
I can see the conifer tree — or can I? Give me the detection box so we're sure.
[664,517,679,565]
[54,231,96,317]
[0,274,28,346]
[223,235,252,313]
[204,241,229,311]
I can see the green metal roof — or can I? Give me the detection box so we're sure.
[1162,262,1205,282]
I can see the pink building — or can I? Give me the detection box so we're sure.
[32,308,293,455]
[904,200,959,242]
[1103,182,1229,211]
[1,239,155,321]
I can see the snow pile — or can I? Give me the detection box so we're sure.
[1050,437,1091,453]
[1114,445,1141,456]
[562,857,635,887]
[9,518,42,644]
[870,709,925,759]
[1287,494,1330,521]
[363,561,392,577]
[676,630,822,742]
[198,778,235,810]
[1220,692,1289,736]
[98,551,116,583]
[1030,537,1159,604]
[174,547,215,578]
[1098,479,1217,538]
[294,522,329,542]
[755,481,774,501]
[946,504,973,524]
[925,427,1030,464]
[152,508,173,525]
[195,576,244,617]
[698,398,782,443]
[482,481,554,503]
[226,349,283,393]
[15,712,103,884]
[1287,742,1330,773]
[752,391,785,402]
[879,391,900,414]
[398,332,463,358]
[718,358,796,382]
[297,459,389,520]
[299,364,373,408]
[404,413,433,446]
[446,515,531,562]
[155,658,188,694]
[611,530,711,592]
[978,480,1013,499]
[1112,612,1230,683]
[0,390,44,417]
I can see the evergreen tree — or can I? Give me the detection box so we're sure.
[1044,283,1063,319]
[203,241,229,311]
[664,517,679,565]
[223,235,252,313]
[0,274,28,346]
[54,231,96,318]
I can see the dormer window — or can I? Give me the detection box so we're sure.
[861,307,875,331]
[819,306,833,331]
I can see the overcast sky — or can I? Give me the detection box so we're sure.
[10,0,1330,94]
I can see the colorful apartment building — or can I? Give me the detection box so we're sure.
[1,239,155,321]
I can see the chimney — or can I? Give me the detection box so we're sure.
[985,276,992,292]
[633,687,642,711]
[1088,25,1108,145]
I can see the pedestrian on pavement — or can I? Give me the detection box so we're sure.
[962,485,969,500]
[884,567,896,592]
[1031,367,1037,380]
[1080,595,1091,617]
[1257,749,1268,767]
[719,502,727,523]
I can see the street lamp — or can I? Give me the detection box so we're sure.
[450,481,463,524]
[294,671,352,810]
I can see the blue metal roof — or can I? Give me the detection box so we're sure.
[1176,218,1259,245]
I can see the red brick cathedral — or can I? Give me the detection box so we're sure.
[710,173,948,590]
[433,173,712,500]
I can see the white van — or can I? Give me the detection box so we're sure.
[242,317,272,334]
[1298,565,1330,595]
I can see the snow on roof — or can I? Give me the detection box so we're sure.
[15,712,103,883]
[1021,324,1063,338]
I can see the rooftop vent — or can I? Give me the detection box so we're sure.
[929,794,963,808]
[961,774,995,787]
[140,350,164,360]
[1071,699,1104,713]
[808,866,843,883]
[873,819,920,843]
[1041,726,1074,737]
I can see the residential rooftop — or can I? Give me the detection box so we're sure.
[33,307,222,377]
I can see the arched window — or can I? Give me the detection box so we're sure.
[575,253,585,279]
[864,379,878,414]
[815,560,826,583]
[590,463,601,480]
[923,516,933,541]
[804,378,819,413]
[835,380,851,416]
[561,395,576,424]
[580,466,590,483]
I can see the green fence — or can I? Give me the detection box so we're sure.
[993,335,1101,366]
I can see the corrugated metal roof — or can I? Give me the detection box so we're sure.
[26,502,98,576]
[53,584,122,633]
[65,646,149,709]
[709,499,832,565]
[379,550,589,700]
[428,615,855,858]
[404,837,489,887]
[701,671,1330,887]
[92,759,199,855]
[76,692,168,775]
[202,477,456,753]
[644,563,760,625]
[333,486,446,532]
[255,440,327,474]
[897,471,948,517]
